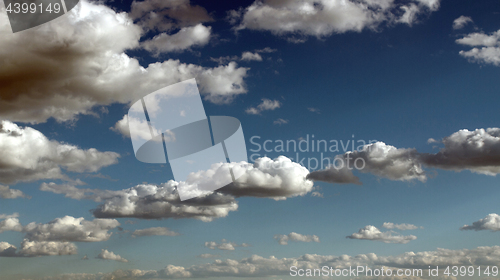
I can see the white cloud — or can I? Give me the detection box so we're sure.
[111,114,175,142]
[218,156,314,200]
[97,249,128,263]
[2,239,78,257]
[420,128,500,175]
[347,225,417,244]
[0,0,248,123]
[274,232,320,245]
[37,245,500,278]
[231,0,440,39]
[456,30,500,47]
[0,213,19,219]
[310,191,324,198]
[132,227,180,237]
[0,121,120,184]
[456,28,500,66]
[43,156,314,220]
[306,128,500,184]
[306,164,362,184]
[255,47,277,53]
[91,182,238,222]
[1,215,118,258]
[142,24,211,55]
[246,98,281,115]
[461,213,500,231]
[0,185,27,199]
[273,118,289,125]
[204,239,250,251]
[0,242,18,257]
[129,0,213,32]
[19,239,78,257]
[0,217,23,233]
[40,182,89,200]
[307,107,320,113]
[459,47,500,66]
[211,48,276,64]
[346,142,426,182]
[23,216,120,242]
[383,222,423,230]
[198,253,220,258]
[453,16,473,30]
[308,142,425,184]
[241,51,263,61]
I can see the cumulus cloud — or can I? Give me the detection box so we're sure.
[18,240,78,257]
[218,157,314,200]
[0,185,27,199]
[461,213,500,232]
[274,232,320,245]
[241,51,263,61]
[0,217,23,233]
[453,16,473,30]
[142,24,211,55]
[456,28,500,66]
[204,239,250,251]
[346,142,426,182]
[111,114,175,142]
[129,0,213,32]
[36,245,500,278]
[421,128,500,175]
[245,98,281,115]
[132,227,180,237]
[273,118,289,125]
[0,213,19,219]
[306,164,361,184]
[91,182,238,222]
[0,242,18,257]
[302,128,500,185]
[23,216,120,242]
[97,249,128,263]
[0,121,119,184]
[456,31,500,47]
[231,0,440,39]
[309,142,425,183]
[0,0,248,123]
[42,156,313,220]
[347,225,417,244]
[211,48,276,64]
[310,191,324,198]
[383,222,423,230]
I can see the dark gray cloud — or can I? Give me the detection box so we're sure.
[274,232,320,245]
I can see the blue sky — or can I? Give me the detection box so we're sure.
[1,0,500,279]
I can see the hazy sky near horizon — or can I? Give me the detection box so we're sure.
[1,0,500,279]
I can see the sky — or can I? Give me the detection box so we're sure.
[1,0,500,279]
